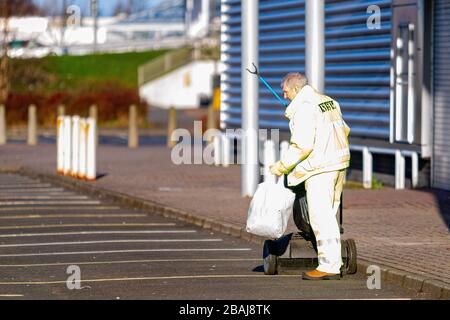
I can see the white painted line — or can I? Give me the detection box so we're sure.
[0,239,223,248]
[0,188,65,193]
[0,213,147,220]
[0,196,90,200]
[0,230,197,238]
[0,184,53,188]
[0,274,293,286]
[0,223,177,230]
[0,258,261,268]
[0,206,121,211]
[0,294,24,297]
[0,200,102,205]
[0,248,253,258]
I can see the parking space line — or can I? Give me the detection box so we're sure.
[0,248,253,258]
[0,230,197,238]
[0,274,293,286]
[0,294,24,297]
[0,184,53,189]
[0,239,223,248]
[0,189,65,193]
[0,196,90,200]
[0,223,177,230]
[0,213,147,219]
[0,200,102,205]
[0,206,121,211]
[0,258,261,268]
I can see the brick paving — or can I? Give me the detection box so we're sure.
[1,143,449,285]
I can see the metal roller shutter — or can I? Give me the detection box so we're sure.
[220,0,392,139]
[325,0,392,139]
[221,0,306,130]
[432,0,450,190]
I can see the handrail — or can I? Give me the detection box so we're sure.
[138,46,219,86]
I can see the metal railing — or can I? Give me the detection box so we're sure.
[138,46,219,86]
[212,131,420,190]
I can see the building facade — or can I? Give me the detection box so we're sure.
[220,0,449,190]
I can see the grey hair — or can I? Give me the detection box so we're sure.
[281,73,308,90]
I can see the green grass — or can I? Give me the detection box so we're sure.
[44,50,168,87]
[22,49,168,92]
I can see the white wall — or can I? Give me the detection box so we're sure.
[139,60,216,109]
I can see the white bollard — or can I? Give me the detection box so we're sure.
[56,116,65,174]
[395,150,405,190]
[63,116,72,176]
[86,117,97,181]
[27,105,37,146]
[71,116,80,177]
[222,133,231,167]
[363,147,373,189]
[0,105,6,145]
[411,152,419,188]
[280,141,289,160]
[263,140,277,183]
[78,118,87,180]
[213,133,222,166]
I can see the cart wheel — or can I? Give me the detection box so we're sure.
[345,239,357,274]
[263,254,278,275]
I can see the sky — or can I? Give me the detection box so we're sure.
[32,0,166,16]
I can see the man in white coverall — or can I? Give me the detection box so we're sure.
[270,73,351,280]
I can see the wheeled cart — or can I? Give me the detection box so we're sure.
[262,182,357,276]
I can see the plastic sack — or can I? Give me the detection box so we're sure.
[246,178,296,239]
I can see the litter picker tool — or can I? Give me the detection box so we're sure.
[246,63,287,107]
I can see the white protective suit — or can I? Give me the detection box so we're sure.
[275,85,351,274]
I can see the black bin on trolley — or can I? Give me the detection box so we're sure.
[262,180,358,276]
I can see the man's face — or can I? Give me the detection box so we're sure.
[282,84,299,101]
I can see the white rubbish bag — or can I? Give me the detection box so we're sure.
[246,178,296,239]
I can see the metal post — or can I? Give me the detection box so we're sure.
[263,140,277,183]
[89,104,98,146]
[395,150,405,190]
[214,133,222,166]
[91,0,98,53]
[27,104,37,146]
[167,107,177,148]
[411,152,419,188]
[363,147,373,189]
[63,116,72,176]
[79,118,87,180]
[128,104,139,148]
[71,116,80,177]
[222,133,231,167]
[305,0,325,92]
[241,0,259,197]
[280,141,289,160]
[57,104,65,117]
[0,104,5,145]
[86,117,97,181]
[56,116,65,174]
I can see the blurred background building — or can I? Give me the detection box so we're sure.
[1,0,220,56]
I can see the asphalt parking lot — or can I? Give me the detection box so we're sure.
[0,173,430,300]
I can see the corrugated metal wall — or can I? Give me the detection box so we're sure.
[325,0,392,139]
[220,0,392,139]
[432,0,450,190]
[221,0,306,130]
